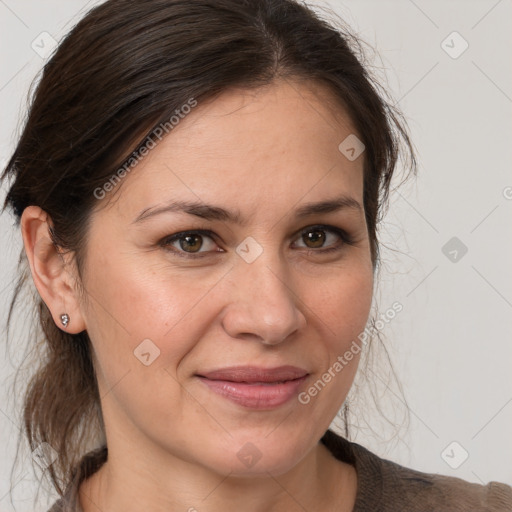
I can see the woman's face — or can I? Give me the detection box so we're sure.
[79,79,374,476]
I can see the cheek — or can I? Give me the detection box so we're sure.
[84,245,218,340]
[310,264,373,400]
[81,260,213,437]
[318,265,374,346]
[80,251,218,392]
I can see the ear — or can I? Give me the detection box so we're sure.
[20,206,87,334]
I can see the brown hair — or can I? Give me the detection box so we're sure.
[1,0,416,500]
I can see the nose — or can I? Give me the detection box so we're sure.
[220,254,307,346]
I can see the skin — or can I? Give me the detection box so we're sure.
[22,78,374,511]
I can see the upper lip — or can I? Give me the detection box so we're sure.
[196,365,309,383]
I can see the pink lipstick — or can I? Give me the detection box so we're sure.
[196,365,309,409]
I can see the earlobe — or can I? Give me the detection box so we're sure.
[20,206,87,334]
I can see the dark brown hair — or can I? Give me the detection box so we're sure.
[1,0,415,500]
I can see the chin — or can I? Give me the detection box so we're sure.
[198,430,312,477]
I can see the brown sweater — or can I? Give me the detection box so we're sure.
[48,429,512,511]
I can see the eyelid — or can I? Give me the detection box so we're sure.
[294,224,353,247]
[160,229,221,258]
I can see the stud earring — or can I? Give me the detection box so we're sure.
[60,313,70,328]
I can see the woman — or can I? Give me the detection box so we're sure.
[2,0,511,510]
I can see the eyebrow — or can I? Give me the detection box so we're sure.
[132,195,362,225]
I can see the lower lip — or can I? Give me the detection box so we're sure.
[197,375,308,409]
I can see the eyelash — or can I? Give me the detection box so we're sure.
[159,224,355,259]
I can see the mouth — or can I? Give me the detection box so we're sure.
[195,365,309,409]
[197,365,309,383]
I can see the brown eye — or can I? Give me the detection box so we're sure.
[302,228,326,249]
[179,234,203,253]
[161,230,220,257]
[293,225,352,254]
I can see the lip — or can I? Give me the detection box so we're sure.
[196,365,309,409]
[197,365,309,383]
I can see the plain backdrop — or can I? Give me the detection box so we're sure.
[0,1,511,510]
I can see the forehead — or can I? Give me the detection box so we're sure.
[100,79,365,223]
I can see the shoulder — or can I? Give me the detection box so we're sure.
[321,429,512,511]
[375,449,512,511]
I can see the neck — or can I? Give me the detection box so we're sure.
[79,435,357,512]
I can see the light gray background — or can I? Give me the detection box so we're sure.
[1,1,511,510]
